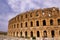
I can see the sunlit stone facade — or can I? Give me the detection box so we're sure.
[8,7,60,38]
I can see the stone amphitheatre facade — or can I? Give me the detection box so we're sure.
[8,7,60,38]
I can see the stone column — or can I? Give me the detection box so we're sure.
[55,19,58,26]
[15,32,17,37]
[18,32,20,37]
[55,30,59,37]
[23,31,25,37]
[34,30,36,37]
[40,20,43,26]
[40,30,43,38]
[47,19,50,26]
[28,30,30,37]
[33,20,35,27]
[54,19,56,26]
[47,30,51,38]
[46,19,49,26]
[33,30,35,37]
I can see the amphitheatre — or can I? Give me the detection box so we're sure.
[8,7,60,39]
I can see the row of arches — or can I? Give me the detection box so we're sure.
[11,30,55,38]
[17,7,59,20]
[11,19,60,28]
[20,19,60,27]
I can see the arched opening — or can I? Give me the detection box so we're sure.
[43,20,46,26]
[43,30,47,38]
[17,32,18,37]
[31,21,33,27]
[50,19,53,25]
[51,30,55,37]
[13,32,15,37]
[36,21,39,26]
[21,23,23,28]
[37,31,40,37]
[20,31,22,37]
[31,31,33,37]
[57,19,60,25]
[25,22,27,27]
[25,31,27,37]
[17,24,19,28]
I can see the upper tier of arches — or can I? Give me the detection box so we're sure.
[9,7,60,24]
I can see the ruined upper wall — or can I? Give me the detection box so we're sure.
[9,7,60,24]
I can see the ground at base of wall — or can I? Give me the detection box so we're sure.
[0,35,60,40]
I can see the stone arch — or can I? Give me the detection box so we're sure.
[21,23,23,28]
[20,31,22,37]
[51,30,55,37]
[31,31,33,37]
[25,22,27,27]
[36,21,39,26]
[37,31,40,37]
[57,19,60,25]
[50,19,53,25]
[25,31,27,37]
[43,20,46,26]
[16,32,18,37]
[43,30,47,37]
[30,21,33,27]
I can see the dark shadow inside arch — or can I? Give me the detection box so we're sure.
[43,30,47,38]
[20,31,22,37]
[37,31,40,37]
[17,32,18,37]
[50,19,53,25]
[31,31,33,37]
[43,20,46,26]
[51,30,55,38]
[25,31,27,37]
[57,19,60,25]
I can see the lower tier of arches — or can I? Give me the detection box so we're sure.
[8,28,60,38]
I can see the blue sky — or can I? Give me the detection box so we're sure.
[0,0,60,32]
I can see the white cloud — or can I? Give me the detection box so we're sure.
[7,0,60,13]
[42,0,60,8]
[7,0,41,13]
